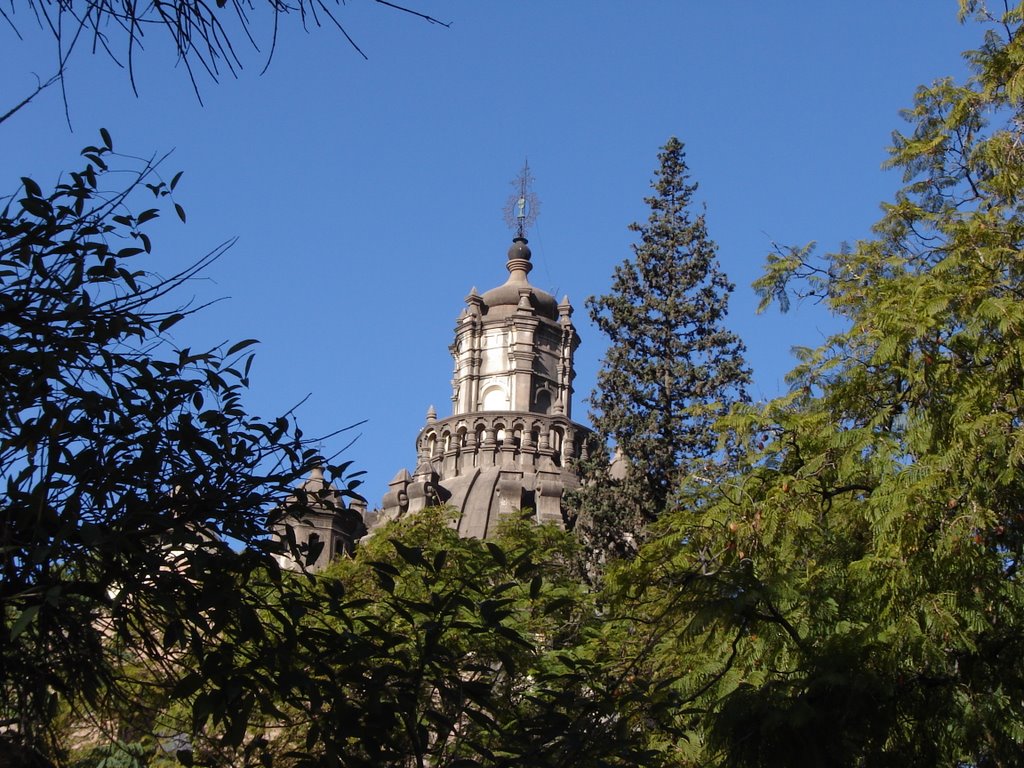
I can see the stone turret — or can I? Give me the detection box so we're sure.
[379,235,591,536]
[273,465,367,572]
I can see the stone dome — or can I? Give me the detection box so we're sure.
[479,237,558,320]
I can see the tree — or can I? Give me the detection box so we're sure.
[581,137,749,553]
[0,2,444,764]
[62,507,659,768]
[603,4,1024,765]
[0,132,362,762]
[295,509,656,768]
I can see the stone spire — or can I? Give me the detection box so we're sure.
[505,237,533,282]
[272,464,367,572]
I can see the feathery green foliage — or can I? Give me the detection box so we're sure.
[605,5,1024,765]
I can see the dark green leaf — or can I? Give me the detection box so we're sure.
[159,313,185,332]
[226,338,260,356]
[20,196,51,218]
[486,541,507,566]
[543,596,575,615]
[20,176,41,197]
[530,574,543,599]
[432,549,447,572]
[9,605,40,640]
[391,539,426,567]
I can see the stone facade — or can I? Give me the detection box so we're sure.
[276,234,591,570]
[378,236,592,537]
[273,466,367,572]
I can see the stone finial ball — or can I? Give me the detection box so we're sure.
[507,237,532,262]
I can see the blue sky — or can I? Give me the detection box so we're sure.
[1,2,980,504]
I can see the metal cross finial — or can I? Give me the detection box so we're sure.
[503,159,540,239]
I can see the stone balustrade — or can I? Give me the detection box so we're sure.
[416,411,592,478]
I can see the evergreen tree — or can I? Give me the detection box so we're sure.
[585,137,750,534]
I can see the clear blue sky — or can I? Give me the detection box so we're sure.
[1,2,979,504]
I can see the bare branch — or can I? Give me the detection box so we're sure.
[6,0,450,96]
[374,0,451,27]
[0,72,60,125]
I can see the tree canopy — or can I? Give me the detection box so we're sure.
[0,132,363,763]
[600,2,1024,764]
[10,3,1024,767]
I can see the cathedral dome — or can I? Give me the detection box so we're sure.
[479,285,559,319]
[480,237,558,320]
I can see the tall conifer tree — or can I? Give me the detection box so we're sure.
[587,137,750,523]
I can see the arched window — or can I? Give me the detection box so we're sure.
[307,532,322,563]
[551,428,564,466]
[482,384,509,410]
[535,388,552,413]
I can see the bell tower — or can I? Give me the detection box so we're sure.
[450,238,580,419]
[380,166,591,536]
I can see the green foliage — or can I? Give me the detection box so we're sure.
[113,507,656,767]
[0,135,649,768]
[24,7,1024,767]
[258,508,658,768]
[581,137,750,561]
[0,134,349,758]
[71,740,153,768]
[606,5,1024,765]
